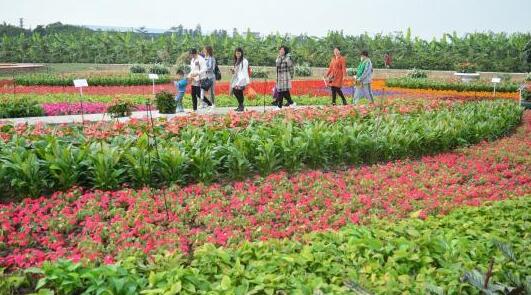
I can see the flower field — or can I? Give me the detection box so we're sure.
[0,110,529,292]
[0,78,529,294]
[0,100,523,198]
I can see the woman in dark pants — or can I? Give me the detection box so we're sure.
[188,48,212,111]
[275,45,296,108]
[325,47,347,105]
[230,47,250,112]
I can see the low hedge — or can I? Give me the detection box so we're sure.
[386,78,519,93]
[14,74,171,86]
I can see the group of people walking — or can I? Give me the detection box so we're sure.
[174,46,374,113]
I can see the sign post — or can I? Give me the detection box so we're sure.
[491,77,501,97]
[73,79,88,126]
[148,73,159,95]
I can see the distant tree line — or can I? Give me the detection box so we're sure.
[1,22,530,72]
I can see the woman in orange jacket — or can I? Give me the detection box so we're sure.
[325,47,347,105]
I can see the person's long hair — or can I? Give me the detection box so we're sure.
[233,47,244,66]
[205,46,214,57]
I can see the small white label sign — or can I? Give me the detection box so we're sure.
[73,79,88,88]
[491,78,501,83]
[148,74,159,80]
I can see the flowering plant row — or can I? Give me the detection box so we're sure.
[386,77,520,93]
[1,197,529,294]
[13,74,171,87]
[0,100,523,199]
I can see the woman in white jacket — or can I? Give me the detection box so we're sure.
[230,47,250,112]
[188,48,212,111]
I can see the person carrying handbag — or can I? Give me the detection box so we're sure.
[188,48,213,111]
[203,46,217,108]
[275,46,296,109]
[325,47,347,105]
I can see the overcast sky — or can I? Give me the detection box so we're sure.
[1,0,530,38]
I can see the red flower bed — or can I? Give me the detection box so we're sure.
[1,111,529,270]
[0,80,385,96]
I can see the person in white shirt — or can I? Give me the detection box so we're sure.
[230,47,250,112]
[188,48,212,111]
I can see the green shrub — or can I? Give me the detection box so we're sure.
[175,64,191,75]
[346,67,356,76]
[250,67,269,79]
[106,98,133,118]
[295,63,312,77]
[129,64,146,74]
[456,61,478,73]
[407,68,428,79]
[149,64,170,75]
[155,90,176,114]
[0,97,44,118]
[526,72,531,81]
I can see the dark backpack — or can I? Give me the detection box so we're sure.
[214,61,222,81]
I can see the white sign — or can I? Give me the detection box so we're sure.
[148,74,159,80]
[73,79,88,88]
[491,78,501,84]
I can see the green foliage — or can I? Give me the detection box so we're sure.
[87,143,126,190]
[407,68,428,79]
[156,145,189,185]
[9,198,530,294]
[386,77,520,92]
[14,74,171,86]
[25,260,146,295]
[521,88,531,102]
[129,64,146,74]
[1,27,529,71]
[0,267,30,295]
[347,67,356,76]
[295,63,312,77]
[461,240,530,294]
[0,101,523,198]
[250,67,269,79]
[148,64,170,75]
[456,61,478,73]
[0,97,44,118]
[107,99,134,118]
[155,90,176,114]
[175,64,191,75]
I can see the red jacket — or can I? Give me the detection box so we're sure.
[326,56,346,87]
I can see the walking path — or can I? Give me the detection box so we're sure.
[0,105,297,125]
